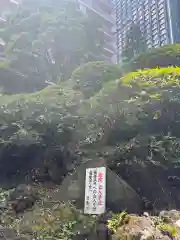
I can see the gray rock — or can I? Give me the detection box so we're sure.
[8,184,38,213]
[58,158,142,213]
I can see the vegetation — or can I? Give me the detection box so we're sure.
[122,44,180,73]
[0,66,180,181]
[0,0,106,93]
[71,61,121,98]
[121,23,147,62]
[1,1,180,239]
[156,223,177,238]
[107,211,129,233]
[0,186,96,240]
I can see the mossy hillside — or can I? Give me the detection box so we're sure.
[0,66,180,182]
[0,82,84,183]
[0,65,180,238]
[79,67,180,146]
[78,68,180,211]
[1,66,180,148]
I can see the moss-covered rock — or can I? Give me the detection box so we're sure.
[58,159,142,213]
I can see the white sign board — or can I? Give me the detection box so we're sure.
[84,167,106,215]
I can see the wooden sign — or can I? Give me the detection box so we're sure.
[84,167,106,215]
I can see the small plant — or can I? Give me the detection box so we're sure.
[155,216,177,238]
[157,223,176,238]
[107,211,129,233]
[0,188,12,206]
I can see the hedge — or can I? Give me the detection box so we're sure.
[71,61,122,98]
[122,44,180,73]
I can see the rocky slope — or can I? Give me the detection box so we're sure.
[0,184,180,239]
[0,63,180,238]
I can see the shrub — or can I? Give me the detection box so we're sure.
[0,83,84,181]
[107,211,129,233]
[80,67,180,147]
[1,66,180,180]
[122,44,180,73]
[120,67,180,136]
[71,61,122,98]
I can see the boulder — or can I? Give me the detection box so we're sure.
[8,184,38,213]
[159,209,180,222]
[58,158,142,213]
[112,216,172,240]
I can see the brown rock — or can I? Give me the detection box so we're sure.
[113,216,171,240]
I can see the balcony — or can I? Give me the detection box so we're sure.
[99,26,114,40]
[104,30,113,39]
[79,0,115,24]
[103,42,115,55]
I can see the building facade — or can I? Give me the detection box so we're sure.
[78,0,117,63]
[0,0,19,18]
[115,0,180,62]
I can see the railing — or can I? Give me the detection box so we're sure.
[79,0,115,24]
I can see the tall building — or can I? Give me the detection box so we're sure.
[115,0,180,62]
[78,0,117,63]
